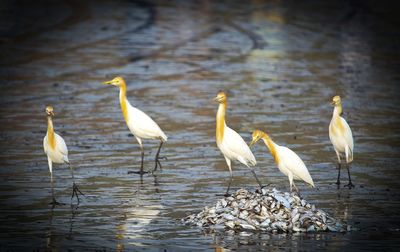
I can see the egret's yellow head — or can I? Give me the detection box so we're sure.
[331,95,342,106]
[103,76,126,87]
[250,130,266,147]
[45,105,54,117]
[214,90,227,103]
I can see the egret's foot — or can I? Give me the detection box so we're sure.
[261,184,271,189]
[149,169,160,175]
[291,188,301,197]
[71,183,84,203]
[154,156,167,171]
[49,198,64,206]
[255,185,270,194]
[128,170,149,175]
[344,182,355,189]
[153,160,162,172]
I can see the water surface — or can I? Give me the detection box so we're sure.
[0,0,400,250]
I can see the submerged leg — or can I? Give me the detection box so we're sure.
[48,159,62,206]
[69,163,84,204]
[49,172,62,206]
[153,141,164,172]
[344,163,355,189]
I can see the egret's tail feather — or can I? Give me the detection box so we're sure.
[160,131,168,142]
[303,173,315,188]
[346,146,353,163]
[349,148,353,163]
[238,156,257,167]
[248,158,257,166]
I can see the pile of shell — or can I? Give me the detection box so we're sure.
[182,188,349,233]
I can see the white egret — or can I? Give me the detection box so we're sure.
[250,130,314,193]
[214,91,262,196]
[329,95,354,188]
[103,77,167,174]
[43,106,83,205]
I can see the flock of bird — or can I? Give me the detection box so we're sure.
[43,76,354,205]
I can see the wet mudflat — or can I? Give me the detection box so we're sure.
[0,0,400,250]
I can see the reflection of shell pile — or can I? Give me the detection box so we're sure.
[182,188,349,233]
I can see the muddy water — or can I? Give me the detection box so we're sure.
[1,0,400,250]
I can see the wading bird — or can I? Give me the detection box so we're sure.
[329,95,354,188]
[214,91,262,196]
[250,130,314,193]
[43,106,83,205]
[103,77,167,174]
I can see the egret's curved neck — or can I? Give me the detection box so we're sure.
[47,116,56,149]
[119,81,129,122]
[333,104,342,117]
[216,102,226,144]
[262,134,280,164]
[332,104,345,133]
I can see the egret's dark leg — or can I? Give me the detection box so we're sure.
[140,146,145,173]
[49,172,64,206]
[293,182,301,197]
[69,163,84,204]
[51,174,55,202]
[50,173,59,205]
[128,145,148,175]
[151,173,160,193]
[154,141,164,171]
[250,169,263,188]
[48,160,60,206]
[139,173,144,185]
[335,151,342,188]
[225,171,233,197]
[336,163,341,187]
[344,163,354,189]
[222,160,234,197]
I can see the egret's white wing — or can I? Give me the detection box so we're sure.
[55,133,69,163]
[222,126,256,166]
[340,117,353,151]
[277,146,314,187]
[43,136,48,154]
[127,102,167,141]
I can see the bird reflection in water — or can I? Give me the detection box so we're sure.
[46,205,79,250]
[115,203,163,249]
[136,172,161,194]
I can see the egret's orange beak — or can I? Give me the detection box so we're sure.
[249,138,257,147]
[102,80,114,85]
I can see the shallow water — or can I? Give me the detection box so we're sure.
[0,0,400,250]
